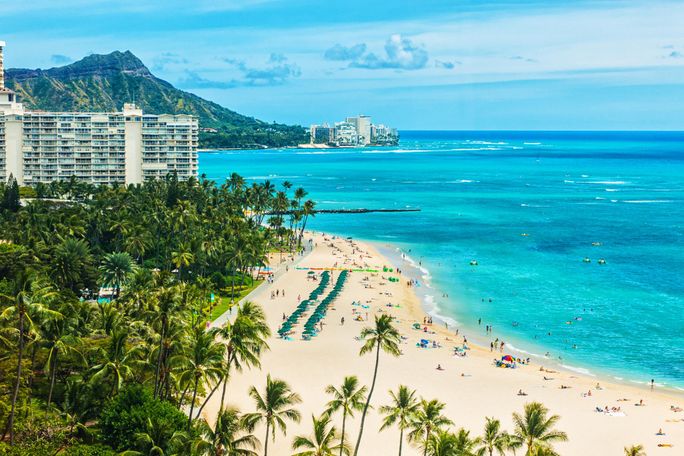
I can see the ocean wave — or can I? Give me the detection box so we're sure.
[605,188,619,192]
[560,364,596,377]
[465,140,508,145]
[623,200,673,204]
[424,296,460,327]
[505,343,545,359]
[582,181,630,185]
[524,142,542,145]
[361,149,429,154]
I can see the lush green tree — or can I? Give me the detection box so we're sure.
[407,399,453,456]
[193,407,259,456]
[244,374,302,456]
[474,418,511,456]
[211,301,270,415]
[1,174,21,212]
[509,402,567,456]
[99,252,137,298]
[352,314,402,456]
[99,385,186,453]
[325,376,367,456]
[176,325,225,428]
[292,414,350,456]
[0,276,60,445]
[379,385,419,456]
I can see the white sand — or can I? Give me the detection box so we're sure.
[204,233,684,455]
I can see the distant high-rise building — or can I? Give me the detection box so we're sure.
[346,115,372,145]
[310,114,397,147]
[0,41,198,186]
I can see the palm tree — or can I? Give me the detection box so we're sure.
[424,430,458,456]
[475,418,511,456]
[100,251,137,298]
[0,277,60,445]
[454,429,478,456]
[90,328,139,396]
[624,445,646,456]
[150,286,181,399]
[193,408,260,456]
[292,414,350,456]
[171,241,195,278]
[353,315,402,456]
[244,374,302,456]
[211,301,270,416]
[408,399,454,456]
[41,312,83,406]
[177,325,225,429]
[379,385,419,456]
[325,376,367,456]
[509,402,568,456]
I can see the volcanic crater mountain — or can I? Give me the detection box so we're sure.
[5,50,307,149]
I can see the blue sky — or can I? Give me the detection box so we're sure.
[3,0,684,130]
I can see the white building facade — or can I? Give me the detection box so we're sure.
[0,42,198,186]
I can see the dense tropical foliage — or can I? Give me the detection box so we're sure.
[0,174,314,454]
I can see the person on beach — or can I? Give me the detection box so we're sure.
[651,379,655,391]
[436,364,444,371]
[341,317,345,325]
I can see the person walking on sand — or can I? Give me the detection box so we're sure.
[651,379,655,391]
[341,317,345,326]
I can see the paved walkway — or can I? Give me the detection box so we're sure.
[210,239,314,328]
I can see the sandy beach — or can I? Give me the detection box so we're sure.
[205,232,684,455]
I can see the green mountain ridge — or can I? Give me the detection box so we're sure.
[5,50,308,149]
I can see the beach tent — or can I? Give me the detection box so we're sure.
[502,355,514,362]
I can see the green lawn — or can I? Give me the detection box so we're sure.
[208,279,264,321]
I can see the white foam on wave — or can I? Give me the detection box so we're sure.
[524,142,542,145]
[361,149,429,154]
[465,140,508,145]
[560,364,596,377]
[623,200,673,204]
[605,188,619,192]
[505,343,545,359]
[583,181,629,185]
[424,295,460,327]
[563,180,575,183]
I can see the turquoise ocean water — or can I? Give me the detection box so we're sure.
[200,131,684,389]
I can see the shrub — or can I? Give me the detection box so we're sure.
[99,385,186,452]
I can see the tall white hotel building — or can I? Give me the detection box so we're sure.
[0,41,198,186]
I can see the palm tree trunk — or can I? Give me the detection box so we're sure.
[398,427,404,456]
[47,351,58,406]
[178,383,191,410]
[195,379,222,419]
[7,313,25,446]
[188,376,200,429]
[423,429,429,456]
[230,265,236,303]
[352,343,381,456]
[219,374,229,413]
[339,410,347,456]
[154,326,166,398]
[264,421,270,456]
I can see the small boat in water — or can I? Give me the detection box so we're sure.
[470,260,478,266]
[598,258,606,265]
[583,257,591,263]
[592,242,602,246]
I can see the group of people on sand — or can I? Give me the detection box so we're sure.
[490,339,506,352]
[270,289,286,299]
